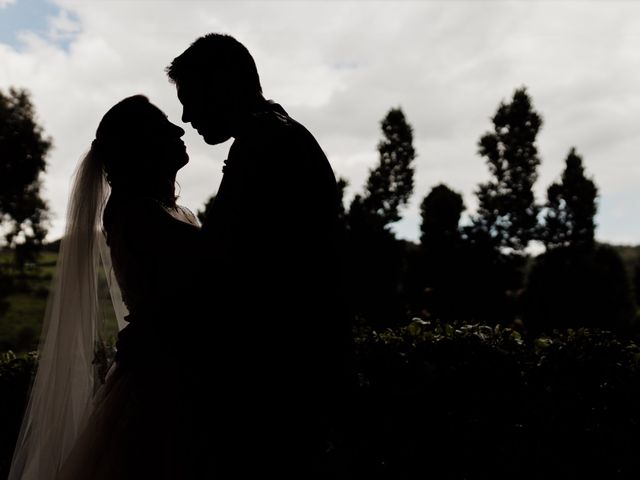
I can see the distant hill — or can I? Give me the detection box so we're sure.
[609,243,640,281]
[43,238,61,253]
[613,243,640,263]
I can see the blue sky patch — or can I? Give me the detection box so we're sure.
[0,0,79,51]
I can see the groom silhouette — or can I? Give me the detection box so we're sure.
[168,34,351,477]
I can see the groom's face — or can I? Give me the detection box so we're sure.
[176,78,234,145]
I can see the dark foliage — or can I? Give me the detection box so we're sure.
[456,88,543,325]
[459,240,525,325]
[0,88,51,268]
[346,215,406,328]
[524,245,637,335]
[0,351,36,479]
[543,147,598,251]
[4,323,640,478]
[415,184,466,320]
[353,108,415,229]
[470,87,542,254]
[347,320,640,479]
[0,263,11,318]
[345,108,416,328]
[336,176,349,226]
[635,261,640,310]
[196,194,216,225]
[419,184,464,249]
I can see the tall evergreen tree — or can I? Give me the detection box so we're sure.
[471,87,542,254]
[525,148,634,333]
[346,107,416,327]
[543,147,597,250]
[0,88,51,266]
[348,107,415,233]
[461,88,542,324]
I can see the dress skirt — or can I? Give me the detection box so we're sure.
[55,356,197,480]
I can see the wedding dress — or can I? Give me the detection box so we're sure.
[8,149,201,480]
[56,195,201,480]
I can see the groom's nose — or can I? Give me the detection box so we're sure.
[181,107,192,125]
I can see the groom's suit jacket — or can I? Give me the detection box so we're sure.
[198,101,350,405]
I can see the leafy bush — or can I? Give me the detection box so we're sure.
[346,319,640,479]
[0,266,12,318]
[2,322,640,479]
[0,351,36,479]
[524,245,637,335]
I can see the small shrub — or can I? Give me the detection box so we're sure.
[0,351,37,479]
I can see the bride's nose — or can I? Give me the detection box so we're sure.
[171,123,185,137]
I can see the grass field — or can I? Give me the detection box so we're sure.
[1,248,121,353]
[0,251,57,353]
[1,243,638,354]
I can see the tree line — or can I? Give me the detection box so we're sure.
[0,86,639,336]
[340,87,638,336]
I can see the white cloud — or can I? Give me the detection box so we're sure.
[48,8,81,42]
[0,0,639,245]
[0,0,16,8]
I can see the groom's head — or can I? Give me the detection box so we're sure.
[167,33,263,145]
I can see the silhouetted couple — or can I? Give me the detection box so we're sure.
[9,34,351,480]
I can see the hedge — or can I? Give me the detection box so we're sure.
[2,321,640,479]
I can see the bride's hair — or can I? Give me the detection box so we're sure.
[90,95,180,240]
[91,94,152,188]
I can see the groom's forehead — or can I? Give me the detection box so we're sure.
[176,76,223,99]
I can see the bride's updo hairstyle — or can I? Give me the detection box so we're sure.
[91,95,153,189]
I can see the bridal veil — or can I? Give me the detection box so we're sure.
[8,148,126,480]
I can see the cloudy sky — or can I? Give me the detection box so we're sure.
[1,0,639,245]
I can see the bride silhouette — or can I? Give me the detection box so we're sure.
[8,95,202,480]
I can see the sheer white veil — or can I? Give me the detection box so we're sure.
[8,147,127,480]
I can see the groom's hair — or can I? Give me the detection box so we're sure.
[166,33,262,97]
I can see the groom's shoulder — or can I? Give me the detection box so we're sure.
[246,102,292,135]
[247,101,317,142]
[240,101,327,164]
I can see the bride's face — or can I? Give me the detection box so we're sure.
[142,104,189,175]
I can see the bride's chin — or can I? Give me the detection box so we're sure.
[203,131,231,145]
